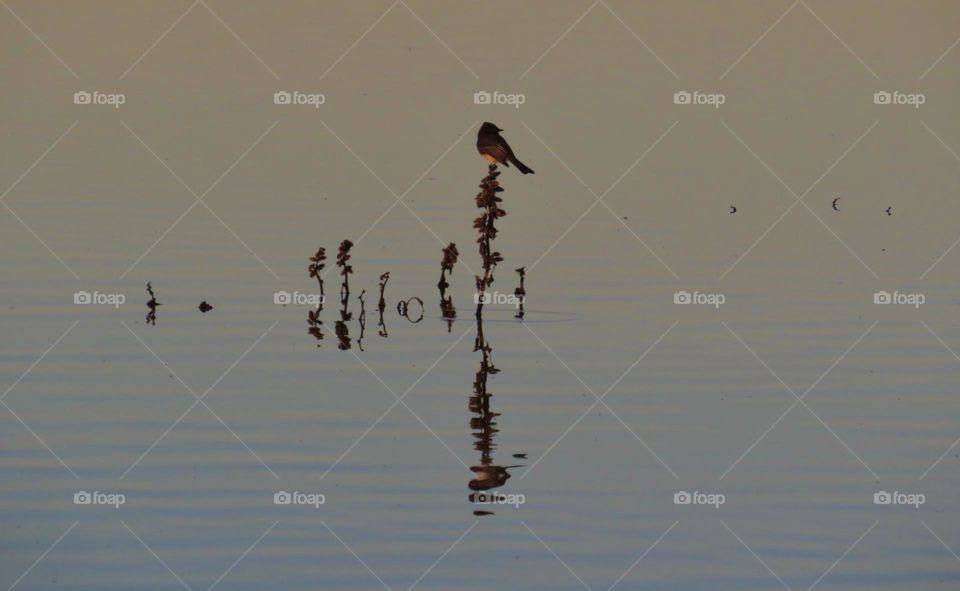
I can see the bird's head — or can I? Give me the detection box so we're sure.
[480,122,503,134]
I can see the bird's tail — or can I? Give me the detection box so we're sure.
[511,157,535,175]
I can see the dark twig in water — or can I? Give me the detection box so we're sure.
[513,266,526,319]
[474,164,505,319]
[145,282,160,326]
[438,242,459,297]
[336,240,354,306]
[440,296,457,332]
[308,247,327,300]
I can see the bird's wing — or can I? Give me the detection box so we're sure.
[478,139,510,164]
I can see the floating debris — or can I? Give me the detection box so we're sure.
[397,297,424,323]
[198,301,213,313]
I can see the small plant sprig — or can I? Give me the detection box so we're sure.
[474,164,505,318]
[336,240,354,305]
[145,282,160,326]
[307,309,324,345]
[438,242,459,297]
[308,247,327,300]
[513,266,526,319]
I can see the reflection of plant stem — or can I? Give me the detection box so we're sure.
[514,266,526,320]
[357,290,366,351]
[474,164,505,319]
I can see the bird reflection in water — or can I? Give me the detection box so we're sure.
[468,316,523,516]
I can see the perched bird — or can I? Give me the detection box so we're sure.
[476,122,534,174]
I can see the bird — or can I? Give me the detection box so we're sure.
[885,206,893,216]
[729,205,737,214]
[476,122,534,174]
[832,197,840,211]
